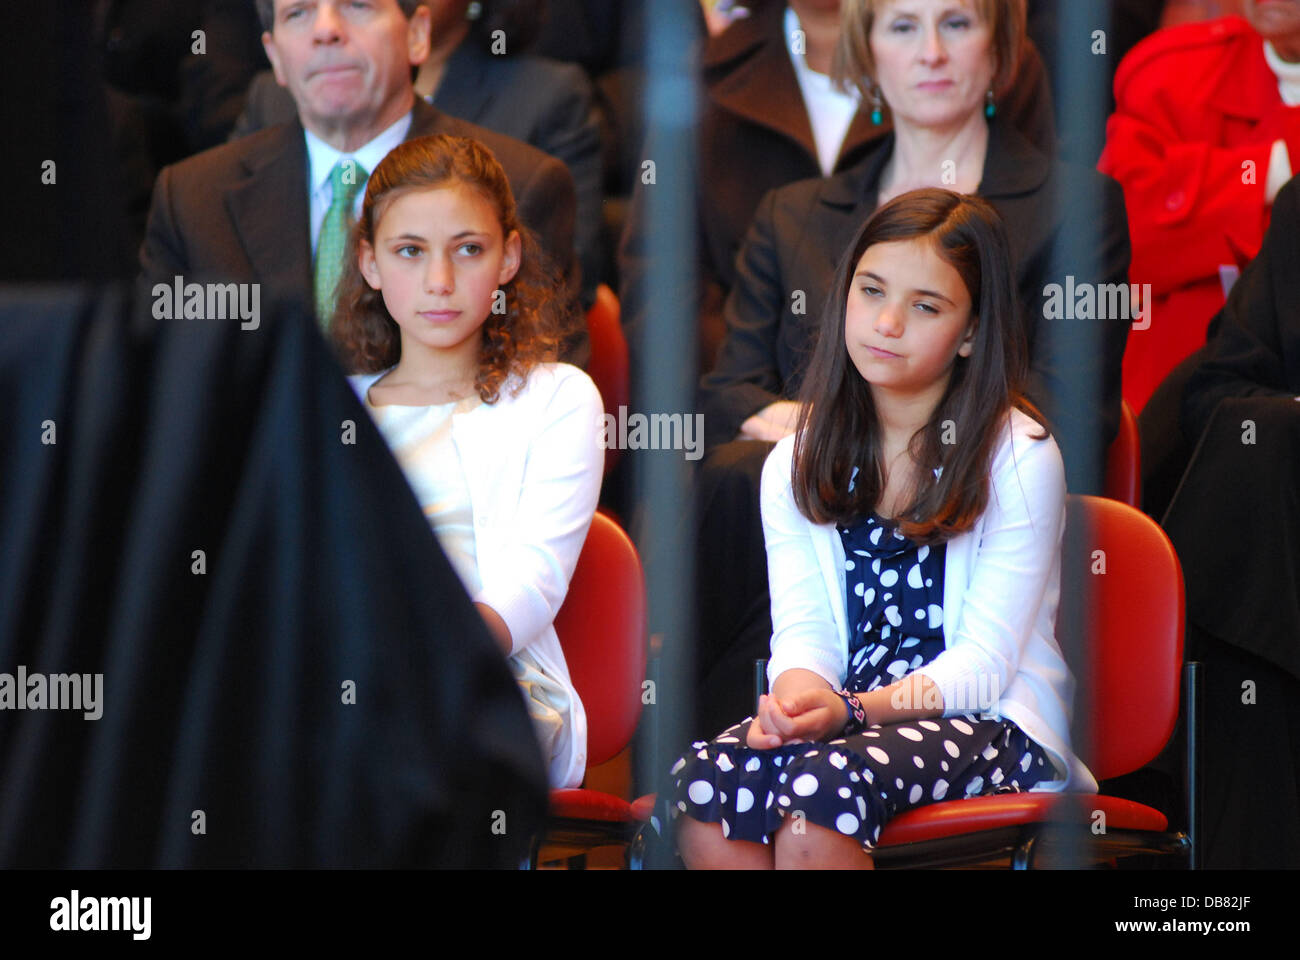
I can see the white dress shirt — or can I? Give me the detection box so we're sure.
[1264,41,1300,201]
[785,5,859,176]
[306,111,412,255]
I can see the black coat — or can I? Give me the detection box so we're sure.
[1172,172,1300,680]
[1159,176,1300,869]
[699,110,1132,493]
[0,287,550,867]
[1183,175,1300,439]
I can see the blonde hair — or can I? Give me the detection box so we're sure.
[833,0,1027,102]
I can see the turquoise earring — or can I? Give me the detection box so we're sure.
[870,85,883,125]
[985,88,995,118]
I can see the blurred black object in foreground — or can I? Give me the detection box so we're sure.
[0,287,548,867]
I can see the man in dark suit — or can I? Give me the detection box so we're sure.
[229,7,603,308]
[141,0,582,352]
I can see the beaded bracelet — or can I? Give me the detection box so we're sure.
[835,688,868,735]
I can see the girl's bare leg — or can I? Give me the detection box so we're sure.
[773,814,875,869]
[676,814,775,869]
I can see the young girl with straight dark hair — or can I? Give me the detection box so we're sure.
[669,187,1096,868]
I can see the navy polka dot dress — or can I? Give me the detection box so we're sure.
[669,511,1061,851]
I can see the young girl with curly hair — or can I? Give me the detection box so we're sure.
[335,133,603,789]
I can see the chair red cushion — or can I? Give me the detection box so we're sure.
[629,793,656,823]
[585,284,628,475]
[553,513,647,768]
[549,788,637,823]
[1102,400,1141,506]
[877,791,1168,847]
[1066,497,1185,782]
[548,789,656,824]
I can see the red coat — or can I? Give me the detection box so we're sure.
[1098,15,1300,411]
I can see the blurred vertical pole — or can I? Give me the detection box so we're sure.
[1050,2,1112,870]
[633,1,700,864]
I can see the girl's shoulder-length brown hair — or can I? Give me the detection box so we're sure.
[790,187,1048,546]
[330,133,567,404]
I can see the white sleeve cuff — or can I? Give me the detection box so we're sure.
[766,649,843,694]
[915,646,1004,717]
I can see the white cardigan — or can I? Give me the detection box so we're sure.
[349,362,604,789]
[761,407,1098,794]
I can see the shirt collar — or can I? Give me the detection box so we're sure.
[1264,40,1300,106]
[1264,40,1300,79]
[305,110,413,196]
[783,5,851,94]
[784,7,813,80]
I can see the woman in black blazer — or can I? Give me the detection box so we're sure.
[690,0,1131,741]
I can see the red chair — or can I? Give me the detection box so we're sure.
[585,284,629,475]
[630,497,1172,869]
[869,495,1194,868]
[521,511,653,868]
[1103,399,1141,507]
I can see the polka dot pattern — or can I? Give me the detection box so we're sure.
[661,512,1059,853]
[665,712,1057,853]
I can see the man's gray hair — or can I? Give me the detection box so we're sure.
[256,0,426,33]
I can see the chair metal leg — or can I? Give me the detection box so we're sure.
[1184,660,1202,870]
[518,834,541,870]
[1010,831,1038,870]
[628,826,647,870]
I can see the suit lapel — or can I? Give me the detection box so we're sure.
[813,137,892,271]
[227,126,314,309]
[222,100,466,313]
[976,112,1051,199]
[835,107,887,172]
[814,112,1051,272]
[407,97,450,139]
[705,3,818,158]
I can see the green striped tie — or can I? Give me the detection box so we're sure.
[314,158,368,329]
